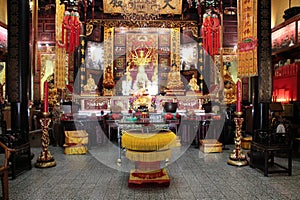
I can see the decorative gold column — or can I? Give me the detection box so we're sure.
[227,112,248,166]
[198,41,204,95]
[170,28,181,67]
[102,27,115,96]
[35,112,56,168]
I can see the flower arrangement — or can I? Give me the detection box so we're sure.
[129,97,134,111]
[129,89,152,111]
[151,96,156,110]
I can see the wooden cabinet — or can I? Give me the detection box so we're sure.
[272,13,300,59]
[272,14,300,102]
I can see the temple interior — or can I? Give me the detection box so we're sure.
[1,0,300,199]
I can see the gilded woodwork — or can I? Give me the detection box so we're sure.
[102,27,115,96]
[104,27,114,71]
[170,28,181,67]
[237,0,258,77]
[103,0,182,15]
[55,0,67,89]
[6,1,20,102]
[85,19,198,36]
[258,0,272,102]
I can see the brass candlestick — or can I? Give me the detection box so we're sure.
[227,112,248,166]
[35,112,56,168]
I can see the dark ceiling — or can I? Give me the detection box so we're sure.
[37,0,237,14]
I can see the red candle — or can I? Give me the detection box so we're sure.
[44,81,49,113]
[92,0,95,21]
[236,79,242,112]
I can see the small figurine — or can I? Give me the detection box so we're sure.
[83,74,97,91]
[103,66,115,89]
[188,74,199,91]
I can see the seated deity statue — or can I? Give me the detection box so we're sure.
[223,65,236,104]
[151,66,158,83]
[149,66,158,95]
[167,63,184,90]
[125,64,133,83]
[133,65,151,91]
[122,66,133,95]
[170,63,181,80]
[103,66,115,89]
[188,74,199,91]
[83,74,97,92]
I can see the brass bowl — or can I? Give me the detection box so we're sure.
[163,102,178,113]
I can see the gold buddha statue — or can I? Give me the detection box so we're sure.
[83,74,98,92]
[166,62,184,90]
[223,65,236,104]
[188,74,199,91]
[103,66,115,89]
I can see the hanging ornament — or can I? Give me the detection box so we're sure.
[202,11,220,56]
[58,10,81,54]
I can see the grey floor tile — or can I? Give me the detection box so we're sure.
[7,145,300,200]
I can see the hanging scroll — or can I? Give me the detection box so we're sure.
[103,0,182,15]
[55,0,67,89]
[237,0,258,77]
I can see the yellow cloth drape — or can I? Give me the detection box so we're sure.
[126,149,171,162]
[122,130,177,151]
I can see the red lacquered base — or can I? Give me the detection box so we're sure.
[128,169,170,188]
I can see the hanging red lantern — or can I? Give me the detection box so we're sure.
[202,11,220,56]
[59,10,81,53]
[212,13,220,55]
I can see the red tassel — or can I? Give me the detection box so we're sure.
[212,16,220,55]
[62,24,64,44]
[70,29,74,53]
[202,16,209,54]
[207,19,212,55]
[65,30,68,51]
[208,16,214,55]
[75,30,78,48]
[76,29,80,47]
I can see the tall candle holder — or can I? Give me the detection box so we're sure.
[35,112,56,168]
[227,112,248,166]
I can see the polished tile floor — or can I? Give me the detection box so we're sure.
[8,144,300,200]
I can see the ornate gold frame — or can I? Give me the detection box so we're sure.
[86,17,199,96]
[86,19,198,37]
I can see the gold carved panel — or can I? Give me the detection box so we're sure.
[103,0,182,15]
